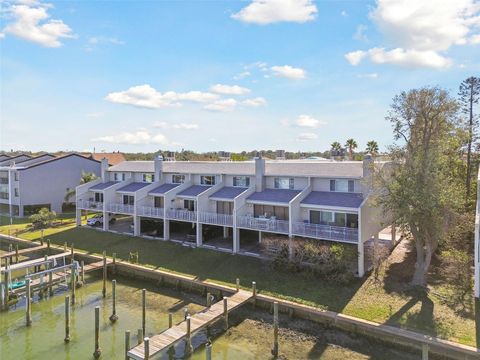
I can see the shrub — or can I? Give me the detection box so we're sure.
[30,208,57,230]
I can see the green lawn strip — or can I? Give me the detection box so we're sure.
[0,222,476,347]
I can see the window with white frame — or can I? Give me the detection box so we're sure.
[14,188,19,197]
[123,195,134,205]
[94,192,104,202]
[114,172,126,181]
[172,174,185,184]
[233,176,250,187]
[14,172,18,181]
[274,177,294,190]
[330,179,355,192]
[142,173,155,183]
[200,175,216,186]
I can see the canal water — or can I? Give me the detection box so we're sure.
[0,275,428,359]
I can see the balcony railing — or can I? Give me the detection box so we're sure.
[236,215,289,234]
[76,200,103,211]
[166,208,197,222]
[292,222,358,243]
[137,206,164,218]
[0,178,8,185]
[107,203,135,214]
[198,211,233,226]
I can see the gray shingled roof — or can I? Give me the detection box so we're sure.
[15,154,56,167]
[210,186,248,200]
[107,160,365,178]
[177,185,211,197]
[149,183,180,195]
[117,182,151,193]
[90,181,119,190]
[247,189,301,204]
[301,191,364,208]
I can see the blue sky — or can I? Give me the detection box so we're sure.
[1,0,479,153]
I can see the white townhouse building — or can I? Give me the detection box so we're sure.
[0,153,101,217]
[76,156,389,276]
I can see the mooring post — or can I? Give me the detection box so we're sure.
[168,313,173,328]
[185,316,193,355]
[64,296,71,342]
[40,230,44,245]
[110,280,118,322]
[93,306,101,358]
[183,306,189,320]
[26,278,32,326]
[43,254,49,298]
[71,265,76,305]
[206,292,212,307]
[422,344,429,360]
[223,297,228,330]
[64,242,67,253]
[15,244,19,264]
[102,251,107,298]
[4,258,9,306]
[272,301,279,357]
[205,342,212,360]
[47,239,51,255]
[70,244,74,264]
[112,252,116,274]
[124,330,130,360]
[236,278,240,292]
[80,260,85,284]
[142,288,146,337]
[137,329,143,345]
[144,337,150,360]
[252,281,257,308]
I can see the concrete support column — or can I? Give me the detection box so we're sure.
[164,219,170,240]
[258,231,262,244]
[76,208,82,226]
[233,228,240,253]
[196,223,203,247]
[288,236,294,260]
[103,211,109,231]
[358,239,365,277]
[223,226,228,239]
[134,216,141,236]
[18,205,24,218]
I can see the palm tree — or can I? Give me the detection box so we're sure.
[330,141,342,157]
[345,138,358,160]
[366,140,379,156]
[64,171,97,203]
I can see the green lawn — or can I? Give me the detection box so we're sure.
[0,216,477,347]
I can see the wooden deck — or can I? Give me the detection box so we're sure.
[127,289,253,359]
[1,252,71,272]
[0,244,47,260]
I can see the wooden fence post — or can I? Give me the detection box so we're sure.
[26,278,32,326]
[110,279,118,322]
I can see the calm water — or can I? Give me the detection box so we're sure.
[0,275,422,360]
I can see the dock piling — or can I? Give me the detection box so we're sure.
[109,280,118,322]
[206,292,212,307]
[26,278,32,326]
[64,242,67,253]
[102,251,107,298]
[206,342,212,360]
[125,330,130,360]
[15,244,19,263]
[236,278,240,292]
[64,296,71,343]
[144,337,150,360]
[137,329,143,345]
[185,316,193,355]
[80,260,85,284]
[422,344,429,360]
[142,288,146,337]
[168,313,173,328]
[71,266,76,305]
[112,252,116,274]
[223,297,228,330]
[47,239,51,255]
[93,306,102,358]
[272,301,279,357]
[70,244,74,264]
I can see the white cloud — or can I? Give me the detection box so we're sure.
[153,121,199,130]
[232,0,317,25]
[2,1,75,47]
[270,65,306,79]
[470,34,480,44]
[357,73,378,79]
[233,71,251,80]
[242,97,267,107]
[88,36,124,45]
[346,48,453,69]
[295,114,326,128]
[86,112,104,118]
[204,98,237,112]
[105,84,219,109]
[92,130,168,145]
[298,132,318,141]
[353,24,368,41]
[210,84,251,95]
[346,0,480,69]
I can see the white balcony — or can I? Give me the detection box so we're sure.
[107,203,135,215]
[236,215,289,234]
[137,206,164,218]
[76,200,103,211]
[166,208,197,222]
[198,211,233,227]
[292,222,358,243]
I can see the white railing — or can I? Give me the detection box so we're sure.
[76,200,103,211]
[236,215,289,234]
[198,211,233,226]
[166,208,197,222]
[137,206,164,218]
[292,222,358,243]
[106,203,135,214]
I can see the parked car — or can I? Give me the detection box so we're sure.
[87,214,116,227]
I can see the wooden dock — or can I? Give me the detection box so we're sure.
[0,244,47,260]
[127,289,253,360]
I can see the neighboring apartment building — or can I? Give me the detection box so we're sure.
[76,156,389,276]
[83,152,126,166]
[0,153,101,216]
